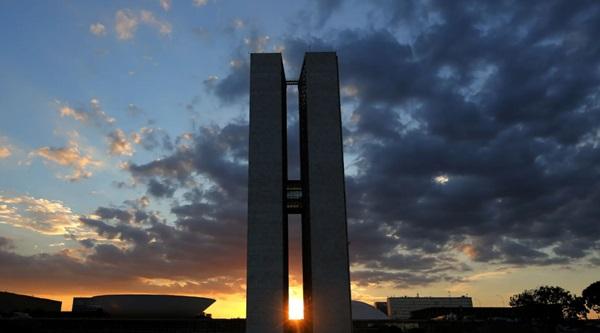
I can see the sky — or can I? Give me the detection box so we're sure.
[1,0,600,319]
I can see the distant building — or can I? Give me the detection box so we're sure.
[72,294,214,318]
[0,291,61,315]
[374,301,388,315]
[386,296,472,319]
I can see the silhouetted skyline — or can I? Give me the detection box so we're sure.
[0,0,599,319]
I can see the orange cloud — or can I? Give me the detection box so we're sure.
[0,195,80,235]
[107,129,134,156]
[58,99,115,127]
[459,244,478,260]
[31,139,101,181]
[0,146,11,159]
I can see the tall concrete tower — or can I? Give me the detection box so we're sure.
[247,52,352,333]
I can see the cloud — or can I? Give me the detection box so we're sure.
[193,0,208,7]
[243,35,271,53]
[203,75,218,88]
[140,10,172,36]
[333,1,600,276]
[58,98,115,128]
[0,143,249,297]
[232,19,245,30]
[127,122,248,198]
[3,0,600,303]
[31,138,101,182]
[203,0,600,288]
[0,146,11,159]
[131,127,173,152]
[146,179,176,198]
[0,195,80,235]
[203,29,279,104]
[59,106,86,122]
[312,0,343,26]
[107,129,134,156]
[0,137,15,160]
[115,9,172,40]
[160,0,171,11]
[0,122,248,299]
[89,23,106,36]
[115,9,138,40]
[0,241,245,299]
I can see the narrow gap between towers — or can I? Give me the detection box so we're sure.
[287,83,304,321]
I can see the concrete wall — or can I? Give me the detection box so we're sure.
[300,52,353,333]
[247,53,288,333]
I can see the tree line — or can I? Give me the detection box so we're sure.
[509,280,600,320]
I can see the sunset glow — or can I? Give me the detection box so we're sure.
[288,297,304,320]
[288,285,304,320]
[1,1,599,322]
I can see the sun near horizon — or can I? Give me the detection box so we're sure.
[288,297,304,320]
[288,285,304,320]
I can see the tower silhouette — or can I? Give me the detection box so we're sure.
[247,52,352,333]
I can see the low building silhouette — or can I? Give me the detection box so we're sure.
[0,291,61,316]
[72,294,214,318]
[385,296,473,319]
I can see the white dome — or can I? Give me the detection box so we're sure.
[352,300,388,320]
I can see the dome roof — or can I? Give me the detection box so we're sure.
[352,300,388,320]
[73,294,215,318]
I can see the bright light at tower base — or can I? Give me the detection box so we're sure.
[288,298,304,320]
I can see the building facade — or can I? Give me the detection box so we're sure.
[386,296,473,319]
[247,53,352,333]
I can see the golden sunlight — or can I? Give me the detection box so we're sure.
[288,284,304,320]
[288,297,304,320]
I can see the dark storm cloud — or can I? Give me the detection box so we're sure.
[72,192,247,290]
[336,0,600,278]
[211,60,249,104]
[200,0,600,288]
[147,178,177,198]
[206,28,276,103]
[95,207,133,224]
[78,121,249,282]
[351,270,461,289]
[81,218,151,244]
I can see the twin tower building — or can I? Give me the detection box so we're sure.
[247,53,352,333]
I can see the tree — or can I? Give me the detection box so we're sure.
[582,281,600,314]
[509,285,587,320]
